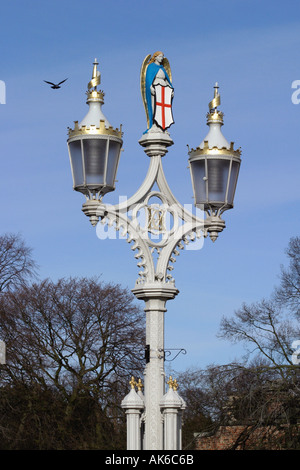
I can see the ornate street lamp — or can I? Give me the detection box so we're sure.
[67,55,242,450]
[67,59,123,201]
[188,83,241,241]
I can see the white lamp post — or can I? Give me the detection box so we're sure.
[67,54,242,450]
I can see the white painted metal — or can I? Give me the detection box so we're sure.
[121,387,144,450]
[70,61,240,451]
[160,386,185,450]
[82,131,209,449]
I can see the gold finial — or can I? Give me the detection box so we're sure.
[85,58,105,104]
[129,376,137,389]
[172,379,178,391]
[206,82,223,125]
[137,378,143,392]
[167,376,179,391]
[208,82,221,112]
[167,376,174,389]
[88,58,101,90]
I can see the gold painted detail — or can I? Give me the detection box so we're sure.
[68,120,123,139]
[140,54,151,129]
[129,376,137,389]
[86,89,105,103]
[209,82,221,111]
[172,379,178,391]
[88,58,101,90]
[206,109,224,124]
[137,378,143,392]
[188,140,241,158]
[167,376,179,391]
[86,59,105,103]
[207,83,224,125]
[129,376,143,392]
[167,376,174,389]
[147,205,166,233]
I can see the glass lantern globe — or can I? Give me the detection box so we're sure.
[67,59,123,200]
[188,85,241,215]
[188,141,241,213]
[68,125,123,199]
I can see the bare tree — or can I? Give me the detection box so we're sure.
[177,360,300,450]
[176,237,300,450]
[0,277,145,449]
[218,300,298,375]
[214,236,300,448]
[0,233,37,292]
[219,236,300,373]
[274,236,300,317]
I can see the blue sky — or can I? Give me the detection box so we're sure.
[0,0,300,372]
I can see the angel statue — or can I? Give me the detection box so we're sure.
[140,51,174,134]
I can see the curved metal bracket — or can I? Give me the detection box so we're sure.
[82,150,223,287]
[159,348,187,362]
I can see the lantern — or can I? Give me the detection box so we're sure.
[188,84,241,214]
[67,59,123,200]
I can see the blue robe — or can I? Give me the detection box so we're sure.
[144,62,173,133]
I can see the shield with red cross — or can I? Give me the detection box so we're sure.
[153,84,174,131]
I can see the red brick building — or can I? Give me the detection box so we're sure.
[195,424,296,450]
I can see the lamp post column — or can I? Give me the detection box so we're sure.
[132,284,178,450]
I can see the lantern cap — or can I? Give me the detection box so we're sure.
[67,58,123,140]
[188,140,241,159]
[68,120,123,139]
[188,83,241,158]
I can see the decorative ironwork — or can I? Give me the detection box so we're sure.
[147,205,166,233]
[159,347,187,362]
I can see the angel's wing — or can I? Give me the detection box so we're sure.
[140,54,151,129]
[162,57,172,84]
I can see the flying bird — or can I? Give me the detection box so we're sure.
[43,78,68,89]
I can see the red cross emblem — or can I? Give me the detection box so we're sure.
[153,84,174,131]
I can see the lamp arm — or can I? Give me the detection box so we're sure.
[108,155,161,214]
[156,219,207,283]
[97,203,156,283]
[82,154,222,285]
